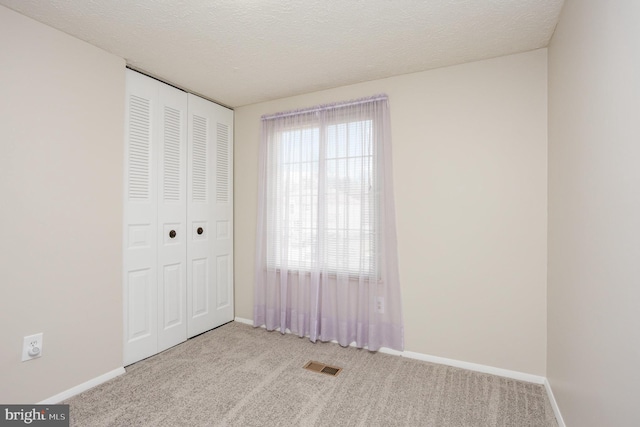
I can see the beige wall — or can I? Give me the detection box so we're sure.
[0,6,125,403]
[0,3,551,403]
[547,0,640,425]
[235,49,548,375]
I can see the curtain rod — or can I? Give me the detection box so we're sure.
[261,94,388,121]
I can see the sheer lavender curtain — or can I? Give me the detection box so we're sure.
[253,94,403,351]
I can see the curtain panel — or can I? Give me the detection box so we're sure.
[253,94,403,351]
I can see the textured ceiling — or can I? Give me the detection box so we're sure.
[0,0,564,107]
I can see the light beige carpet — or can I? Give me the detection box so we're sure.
[66,322,557,426]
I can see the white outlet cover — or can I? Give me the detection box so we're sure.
[22,333,43,362]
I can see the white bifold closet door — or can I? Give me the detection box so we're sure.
[156,84,188,352]
[123,69,233,366]
[123,70,188,365]
[186,95,234,338]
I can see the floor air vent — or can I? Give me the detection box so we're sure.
[303,360,342,376]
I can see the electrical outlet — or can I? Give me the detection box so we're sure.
[376,296,385,314]
[22,333,43,362]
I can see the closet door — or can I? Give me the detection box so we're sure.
[156,84,188,353]
[124,70,188,365]
[187,94,234,337]
[123,70,159,365]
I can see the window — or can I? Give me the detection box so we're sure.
[266,112,378,277]
[254,95,403,351]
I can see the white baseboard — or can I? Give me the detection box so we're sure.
[396,349,546,384]
[544,378,566,427]
[234,317,544,383]
[38,367,126,404]
[234,317,561,424]
[234,316,254,326]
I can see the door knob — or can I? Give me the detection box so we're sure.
[197,227,204,235]
[169,230,176,238]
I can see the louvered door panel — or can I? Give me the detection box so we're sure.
[187,96,212,337]
[191,115,208,203]
[156,84,188,353]
[215,123,230,204]
[128,95,152,201]
[213,116,234,319]
[162,107,182,202]
[187,94,234,338]
[123,69,159,365]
